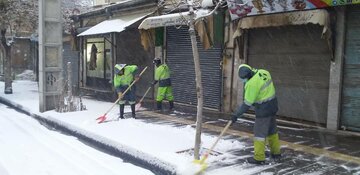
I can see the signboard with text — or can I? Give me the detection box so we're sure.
[227,0,360,20]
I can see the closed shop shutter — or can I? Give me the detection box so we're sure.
[166,26,222,110]
[247,25,331,124]
[341,6,360,132]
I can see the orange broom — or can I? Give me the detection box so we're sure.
[135,86,152,111]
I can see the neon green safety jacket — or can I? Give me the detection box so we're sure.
[155,64,171,87]
[244,68,278,118]
[234,65,278,118]
[114,65,138,92]
[244,69,275,106]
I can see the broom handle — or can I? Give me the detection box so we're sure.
[201,120,232,162]
[138,86,152,104]
[104,66,148,115]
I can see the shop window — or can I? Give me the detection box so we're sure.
[85,38,111,80]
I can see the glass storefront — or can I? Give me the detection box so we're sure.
[84,37,112,89]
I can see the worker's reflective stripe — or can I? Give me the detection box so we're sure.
[255,94,276,104]
[260,80,273,91]
[244,99,253,106]
[254,137,265,141]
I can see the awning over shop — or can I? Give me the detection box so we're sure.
[138,9,215,50]
[233,9,330,38]
[138,9,210,30]
[78,12,151,36]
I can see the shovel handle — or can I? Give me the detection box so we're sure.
[138,86,152,104]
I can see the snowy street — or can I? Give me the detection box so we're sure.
[0,104,153,175]
[1,0,360,174]
[0,81,360,175]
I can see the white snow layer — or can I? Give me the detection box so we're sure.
[0,80,251,175]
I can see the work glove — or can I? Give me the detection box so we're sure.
[117,92,123,98]
[151,81,158,87]
[134,76,140,82]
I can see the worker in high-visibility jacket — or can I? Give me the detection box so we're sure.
[114,64,139,119]
[152,58,174,111]
[231,64,281,165]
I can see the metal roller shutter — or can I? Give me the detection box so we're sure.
[247,25,331,124]
[166,26,222,110]
[341,6,360,132]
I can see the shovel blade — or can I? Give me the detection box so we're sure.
[135,103,141,111]
[96,115,107,123]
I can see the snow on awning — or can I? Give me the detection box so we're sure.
[233,9,330,38]
[138,9,210,30]
[138,9,214,50]
[78,12,151,36]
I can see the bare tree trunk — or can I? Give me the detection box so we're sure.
[0,29,12,94]
[188,1,203,160]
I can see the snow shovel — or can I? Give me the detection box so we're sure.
[96,66,148,123]
[193,120,233,174]
[135,86,152,111]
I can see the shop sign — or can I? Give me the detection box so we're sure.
[227,0,360,20]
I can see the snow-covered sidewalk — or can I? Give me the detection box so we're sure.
[2,80,360,175]
[0,80,246,175]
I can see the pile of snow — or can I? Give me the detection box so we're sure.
[15,70,36,80]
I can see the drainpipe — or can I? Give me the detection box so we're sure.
[326,7,346,130]
[224,12,234,112]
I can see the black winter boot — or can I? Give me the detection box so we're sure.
[131,104,136,119]
[246,157,265,165]
[169,101,174,111]
[271,154,282,162]
[265,151,282,162]
[118,104,125,120]
[156,101,162,111]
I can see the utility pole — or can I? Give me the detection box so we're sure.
[188,0,204,160]
[39,0,63,112]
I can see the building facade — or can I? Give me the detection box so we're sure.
[341,6,360,131]
[230,5,360,132]
[74,0,157,100]
[144,1,360,132]
[75,0,360,132]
